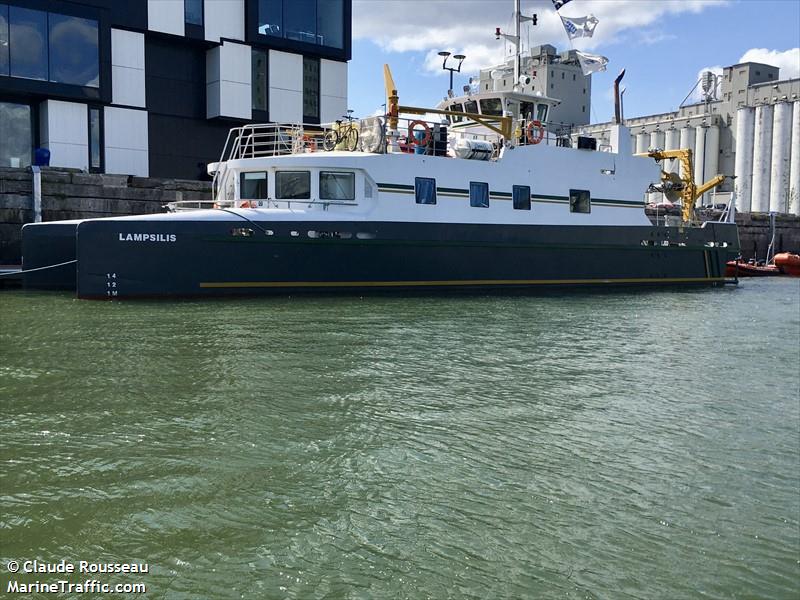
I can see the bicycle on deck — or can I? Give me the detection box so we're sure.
[323,110,359,151]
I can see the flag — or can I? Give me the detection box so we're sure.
[575,51,609,75]
[551,0,574,10]
[560,14,599,40]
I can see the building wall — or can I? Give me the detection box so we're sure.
[39,100,89,170]
[0,0,352,180]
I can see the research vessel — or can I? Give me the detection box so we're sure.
[22,1,739,299]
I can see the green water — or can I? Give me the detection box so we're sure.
[1,280,798,599]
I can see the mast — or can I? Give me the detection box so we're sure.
[514,0,521,87]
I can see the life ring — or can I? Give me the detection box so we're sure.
[302,135,317,152]
[527,120,544,145]
[408,120,432,147]
[240,200,252,208]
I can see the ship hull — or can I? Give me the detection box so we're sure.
[23,218,739,299]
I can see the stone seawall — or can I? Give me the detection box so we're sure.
[1,166,799,265]
[0,167,211,264]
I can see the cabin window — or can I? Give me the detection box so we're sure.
[320,171,355,201]
[469,182,489,208]
[536,104,548,122]
[240,172,268,199]
[569,189,591,214]
[451,103,464,123]
[464,100,478,115]
[415,177,436,205]
[513,185,531,210]
[276,171,311,199]
[479,98,503,116]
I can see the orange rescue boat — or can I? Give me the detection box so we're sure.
[773,253,800,277]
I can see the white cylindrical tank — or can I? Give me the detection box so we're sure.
[664,129,680,175]
[649,130,664,152]
[751,103,774,213]
[770,102,792,213]
[647,130,666,203]
[704,125,720,206]
[790,101,800,216]
[734,106,755,213]
[694,126,707,206]
[679,126,694,181]
[635,132,648,155]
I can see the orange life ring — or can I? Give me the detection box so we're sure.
[302,135,317,152]
[240,200,252,208]
[527,120,544,145]
[408,120,432,146]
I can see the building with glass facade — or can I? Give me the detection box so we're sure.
[0,0,351,179]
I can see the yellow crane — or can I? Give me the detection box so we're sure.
[635,149,726,223]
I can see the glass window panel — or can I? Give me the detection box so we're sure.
[276,171,310,199]
[0,4,9,76]
[463,100,478,115]
[48,13,98,87]
[479,98,503,116]
[9,6,47,81]
[415,177,436,205]
[512,185,531,210]
[185,0,203,25]
[316,0,342,49]
[258,0,282,36]
[320,171,354,200]
[569,189,591,214]
[89,107,101,170]
[536,103,548,122]
[469,182,489,208]
[285,0,316,44]
[240,172,268,199]
[251,49,267,111]
[0,102,32,167]
[303,57,319,121]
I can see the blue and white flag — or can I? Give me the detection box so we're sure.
[575,51,609,75]
[551,0,574,11]
[560,14,599,40]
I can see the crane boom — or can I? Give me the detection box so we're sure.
[635,149,727,223]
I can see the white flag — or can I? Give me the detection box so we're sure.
[575,51,609,75]
[560,15,599,40]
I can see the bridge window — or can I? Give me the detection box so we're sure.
[479,98,503,116]
[513,185,531,210]
[320,171,355,201]
[415,177,436,204]
[276,171,310,199]
[464,100,478,115]
[569,189,591,214]
[240,172,268,199]
[469,182,489,208]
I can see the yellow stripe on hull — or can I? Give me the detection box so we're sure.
[200,277,725,289]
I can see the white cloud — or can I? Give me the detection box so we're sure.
[738,48,800,79]
[353,0,727,74]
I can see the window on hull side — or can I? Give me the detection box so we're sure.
[513,185,531,210]
[569,189,591,213]
[469,182,489,208]
[320,171,355,201]
[241,172,268,199]
[276,171,310,199]
[415,177,436,204]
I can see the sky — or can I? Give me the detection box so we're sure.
[347,0,800,123]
